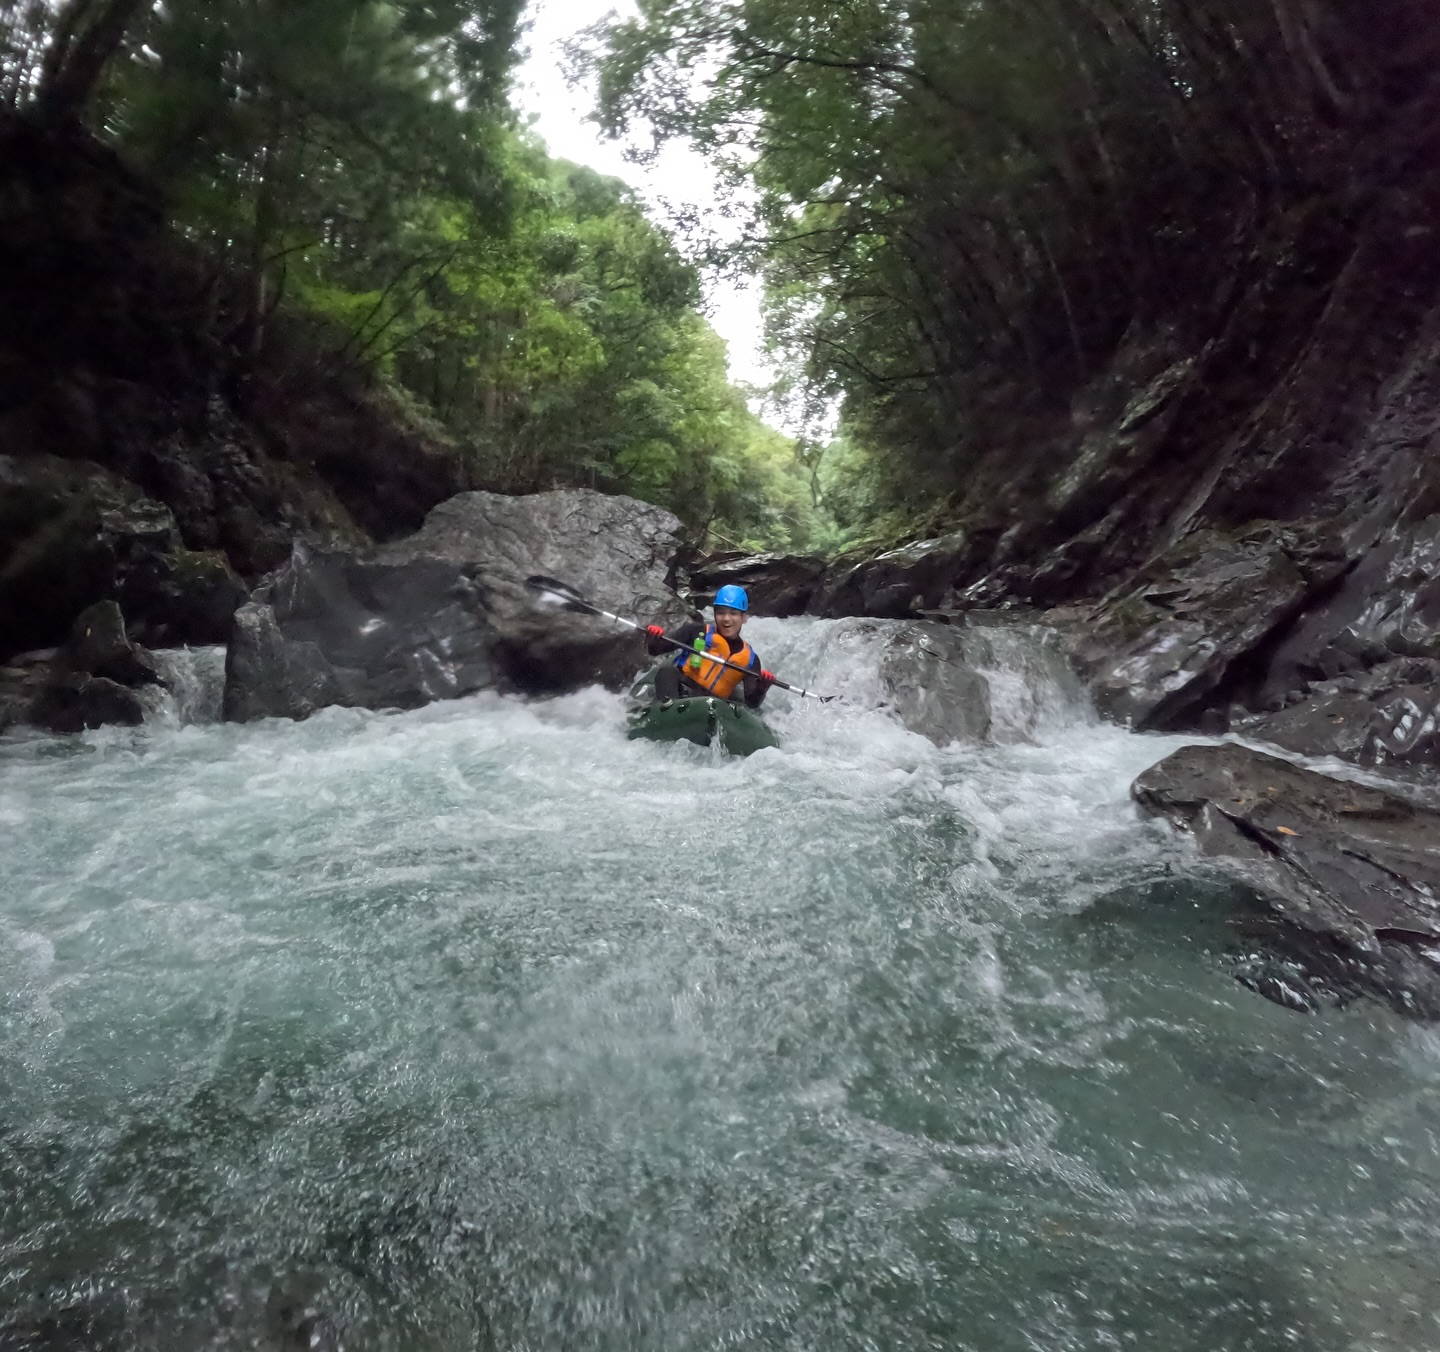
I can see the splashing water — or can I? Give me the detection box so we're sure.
[140,645,229,727]
[2,617,1438,1349]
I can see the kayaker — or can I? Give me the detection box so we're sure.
[645,584,777,707]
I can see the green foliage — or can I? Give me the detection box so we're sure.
[6,0,826,553]
[581,0,1431,529]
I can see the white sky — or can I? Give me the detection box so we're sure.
[511,0,773,393]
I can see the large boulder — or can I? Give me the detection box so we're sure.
[0,454,245,660]
[224,489,689,722]
[877,622,992,745]
[1133,742,1440,1018]
[1067,524,1350,730]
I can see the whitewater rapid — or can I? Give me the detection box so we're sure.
[2,617,1438,1349]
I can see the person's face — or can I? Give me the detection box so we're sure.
[713,606,745,640]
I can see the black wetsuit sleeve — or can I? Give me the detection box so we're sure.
[741,653,768,709]
[646,620,703,657]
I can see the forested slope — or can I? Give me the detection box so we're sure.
[0,0,819,661]
[589,0,1440,595]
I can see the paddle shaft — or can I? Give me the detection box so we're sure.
[564,595,831,702]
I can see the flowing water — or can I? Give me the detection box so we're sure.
[2,618,1439,1350]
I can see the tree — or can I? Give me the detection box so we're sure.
[580,0,1437,519]
[6,0,822,551]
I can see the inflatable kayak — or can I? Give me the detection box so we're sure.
[626,673,778,756]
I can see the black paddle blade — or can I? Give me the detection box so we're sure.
[524,574,591,613]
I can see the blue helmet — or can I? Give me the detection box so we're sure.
[713,584,749,612]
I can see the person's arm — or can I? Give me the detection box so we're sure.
[645,620,701,657]
[742,655,773,708]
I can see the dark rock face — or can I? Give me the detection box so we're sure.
[1133,743,1440,1018]
[1065,524,1350,731]
[1218,517,1440,764]
[809,533,979,619]
[0,454,245,660]
[26,601,161,733]
[0,650,52,733]
[224,490,688,722]
[1237,659,1440,767]
[685,552,826,617]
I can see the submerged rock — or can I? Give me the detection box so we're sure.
[1133,742,1440,1018]
[878,622,992,745]
[224,489,688,721]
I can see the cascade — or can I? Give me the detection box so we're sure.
[141,645,228,726]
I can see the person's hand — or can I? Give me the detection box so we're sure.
[759,669,778,686]
[646,625,666,639]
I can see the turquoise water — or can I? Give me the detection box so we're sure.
[2,619,1438,1349]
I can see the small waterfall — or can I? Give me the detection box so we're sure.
[141,645,228,726]
[957,617,1092,742]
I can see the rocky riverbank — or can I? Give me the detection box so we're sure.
[696,512,1440,778]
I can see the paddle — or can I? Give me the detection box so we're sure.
[524,574,841,703]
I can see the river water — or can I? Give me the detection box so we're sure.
[2,618,1438,1350]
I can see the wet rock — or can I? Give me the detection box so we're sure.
[223,599,318,723]
[685,551,826,617]
[0,454,246,660]
[1209,516,1440,765]
[222,551,479,721]
[1237,658,1440,766]
[1068,524,1350,731]
[25,602,161,733]
[878,623,992,745]
[1249,520,1440,704]
[28,672,146,733]
[809,531,980,619]
[224,489,688,722]
[0,650,51,733]
[1133,742,1440,1018]
[264,1271,339,1352]
[61,600,162,688]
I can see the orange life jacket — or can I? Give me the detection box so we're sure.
[675,626,758,700]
